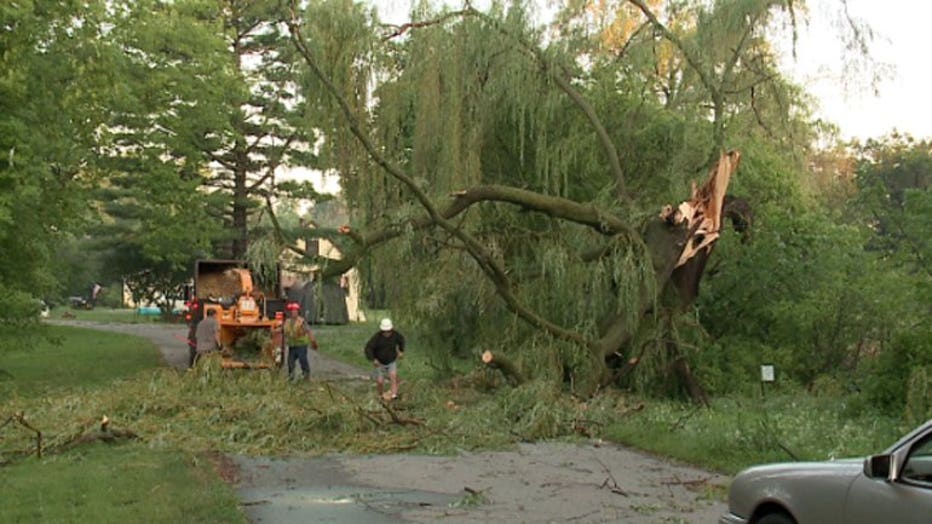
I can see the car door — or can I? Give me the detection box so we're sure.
[844,431,932,524]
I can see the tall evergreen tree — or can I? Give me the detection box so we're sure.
[99,0,320,261]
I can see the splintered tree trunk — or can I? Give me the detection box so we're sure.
[597,152,745,404]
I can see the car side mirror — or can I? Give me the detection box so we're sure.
[863,454,892,480]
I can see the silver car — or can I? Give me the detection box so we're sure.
[720,419,932,524]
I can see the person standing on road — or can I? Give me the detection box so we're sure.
[284,302,318,381]
[193,308,220,366]
[365,318,405,400]
[90,282,103,308]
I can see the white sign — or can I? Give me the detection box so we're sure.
[761,365,775,382]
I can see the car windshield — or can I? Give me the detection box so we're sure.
[884,419,932,454]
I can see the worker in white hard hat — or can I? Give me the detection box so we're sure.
[364,318,406,400]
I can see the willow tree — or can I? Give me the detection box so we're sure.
[285,0,825,399]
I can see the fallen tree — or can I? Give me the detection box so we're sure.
[272,1,803,401]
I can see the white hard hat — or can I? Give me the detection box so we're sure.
[379,318,393,331]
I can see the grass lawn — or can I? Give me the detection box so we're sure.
[312,315,473,383]
[0,325,162,398]
[0,443,245,523]
[0,325,245,523]
[48,306,173,324]
[313,318,376,369]
[603,394,907,474]
[1,317,911,516]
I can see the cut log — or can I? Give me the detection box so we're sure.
[481,350,525,385]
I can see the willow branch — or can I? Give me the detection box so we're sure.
[722,11,760,83]
[304,183,629,279]
[465,7,631,205]
[627,0,725,156]
[615,20,651,62]
[287,4,590,348]
[450,185,627,233]
[628,0,717,101]
[380,9,472,41]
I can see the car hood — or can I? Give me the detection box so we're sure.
[739,458,863,479]
[728,459,863,521]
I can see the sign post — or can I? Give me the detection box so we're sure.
[760,364,775,397]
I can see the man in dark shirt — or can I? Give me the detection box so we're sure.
[364,318,405,400]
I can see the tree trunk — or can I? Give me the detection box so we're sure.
[231,141,249,259]
[672,355,709,407]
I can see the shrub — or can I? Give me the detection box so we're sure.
[863,328,932,411]
[905,366,932,426]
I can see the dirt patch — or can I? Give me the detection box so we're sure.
[207,451,240,485]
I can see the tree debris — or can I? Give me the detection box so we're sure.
[378,398,425,426]
[0,411,42,459]
[594,456,630,496]
[660,475,712,488]
[59,415,140,451]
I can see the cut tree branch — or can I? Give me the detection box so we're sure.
[481,350,526,385]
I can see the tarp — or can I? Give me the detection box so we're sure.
[286,280,349,325]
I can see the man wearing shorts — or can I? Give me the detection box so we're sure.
[364,318,406,400]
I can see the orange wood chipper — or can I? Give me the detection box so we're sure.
[187,259,286,369]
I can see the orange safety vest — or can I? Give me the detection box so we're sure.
[284,318,310,346]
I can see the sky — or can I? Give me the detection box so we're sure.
[778,0,932,141]
[297,0,931,195]
[372,0,932,142]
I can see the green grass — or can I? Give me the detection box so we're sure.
[1,325,244,523]
[603,393,909,474]
[313,319,378,369]
[0,443,245,523]
[1,320,918,521]
[312,313,462,382]
[49,306,179,324]
[0,325,162,399]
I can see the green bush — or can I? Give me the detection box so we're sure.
[97,282,125,309]
[905,366,932,426]
[863,328,932,412]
